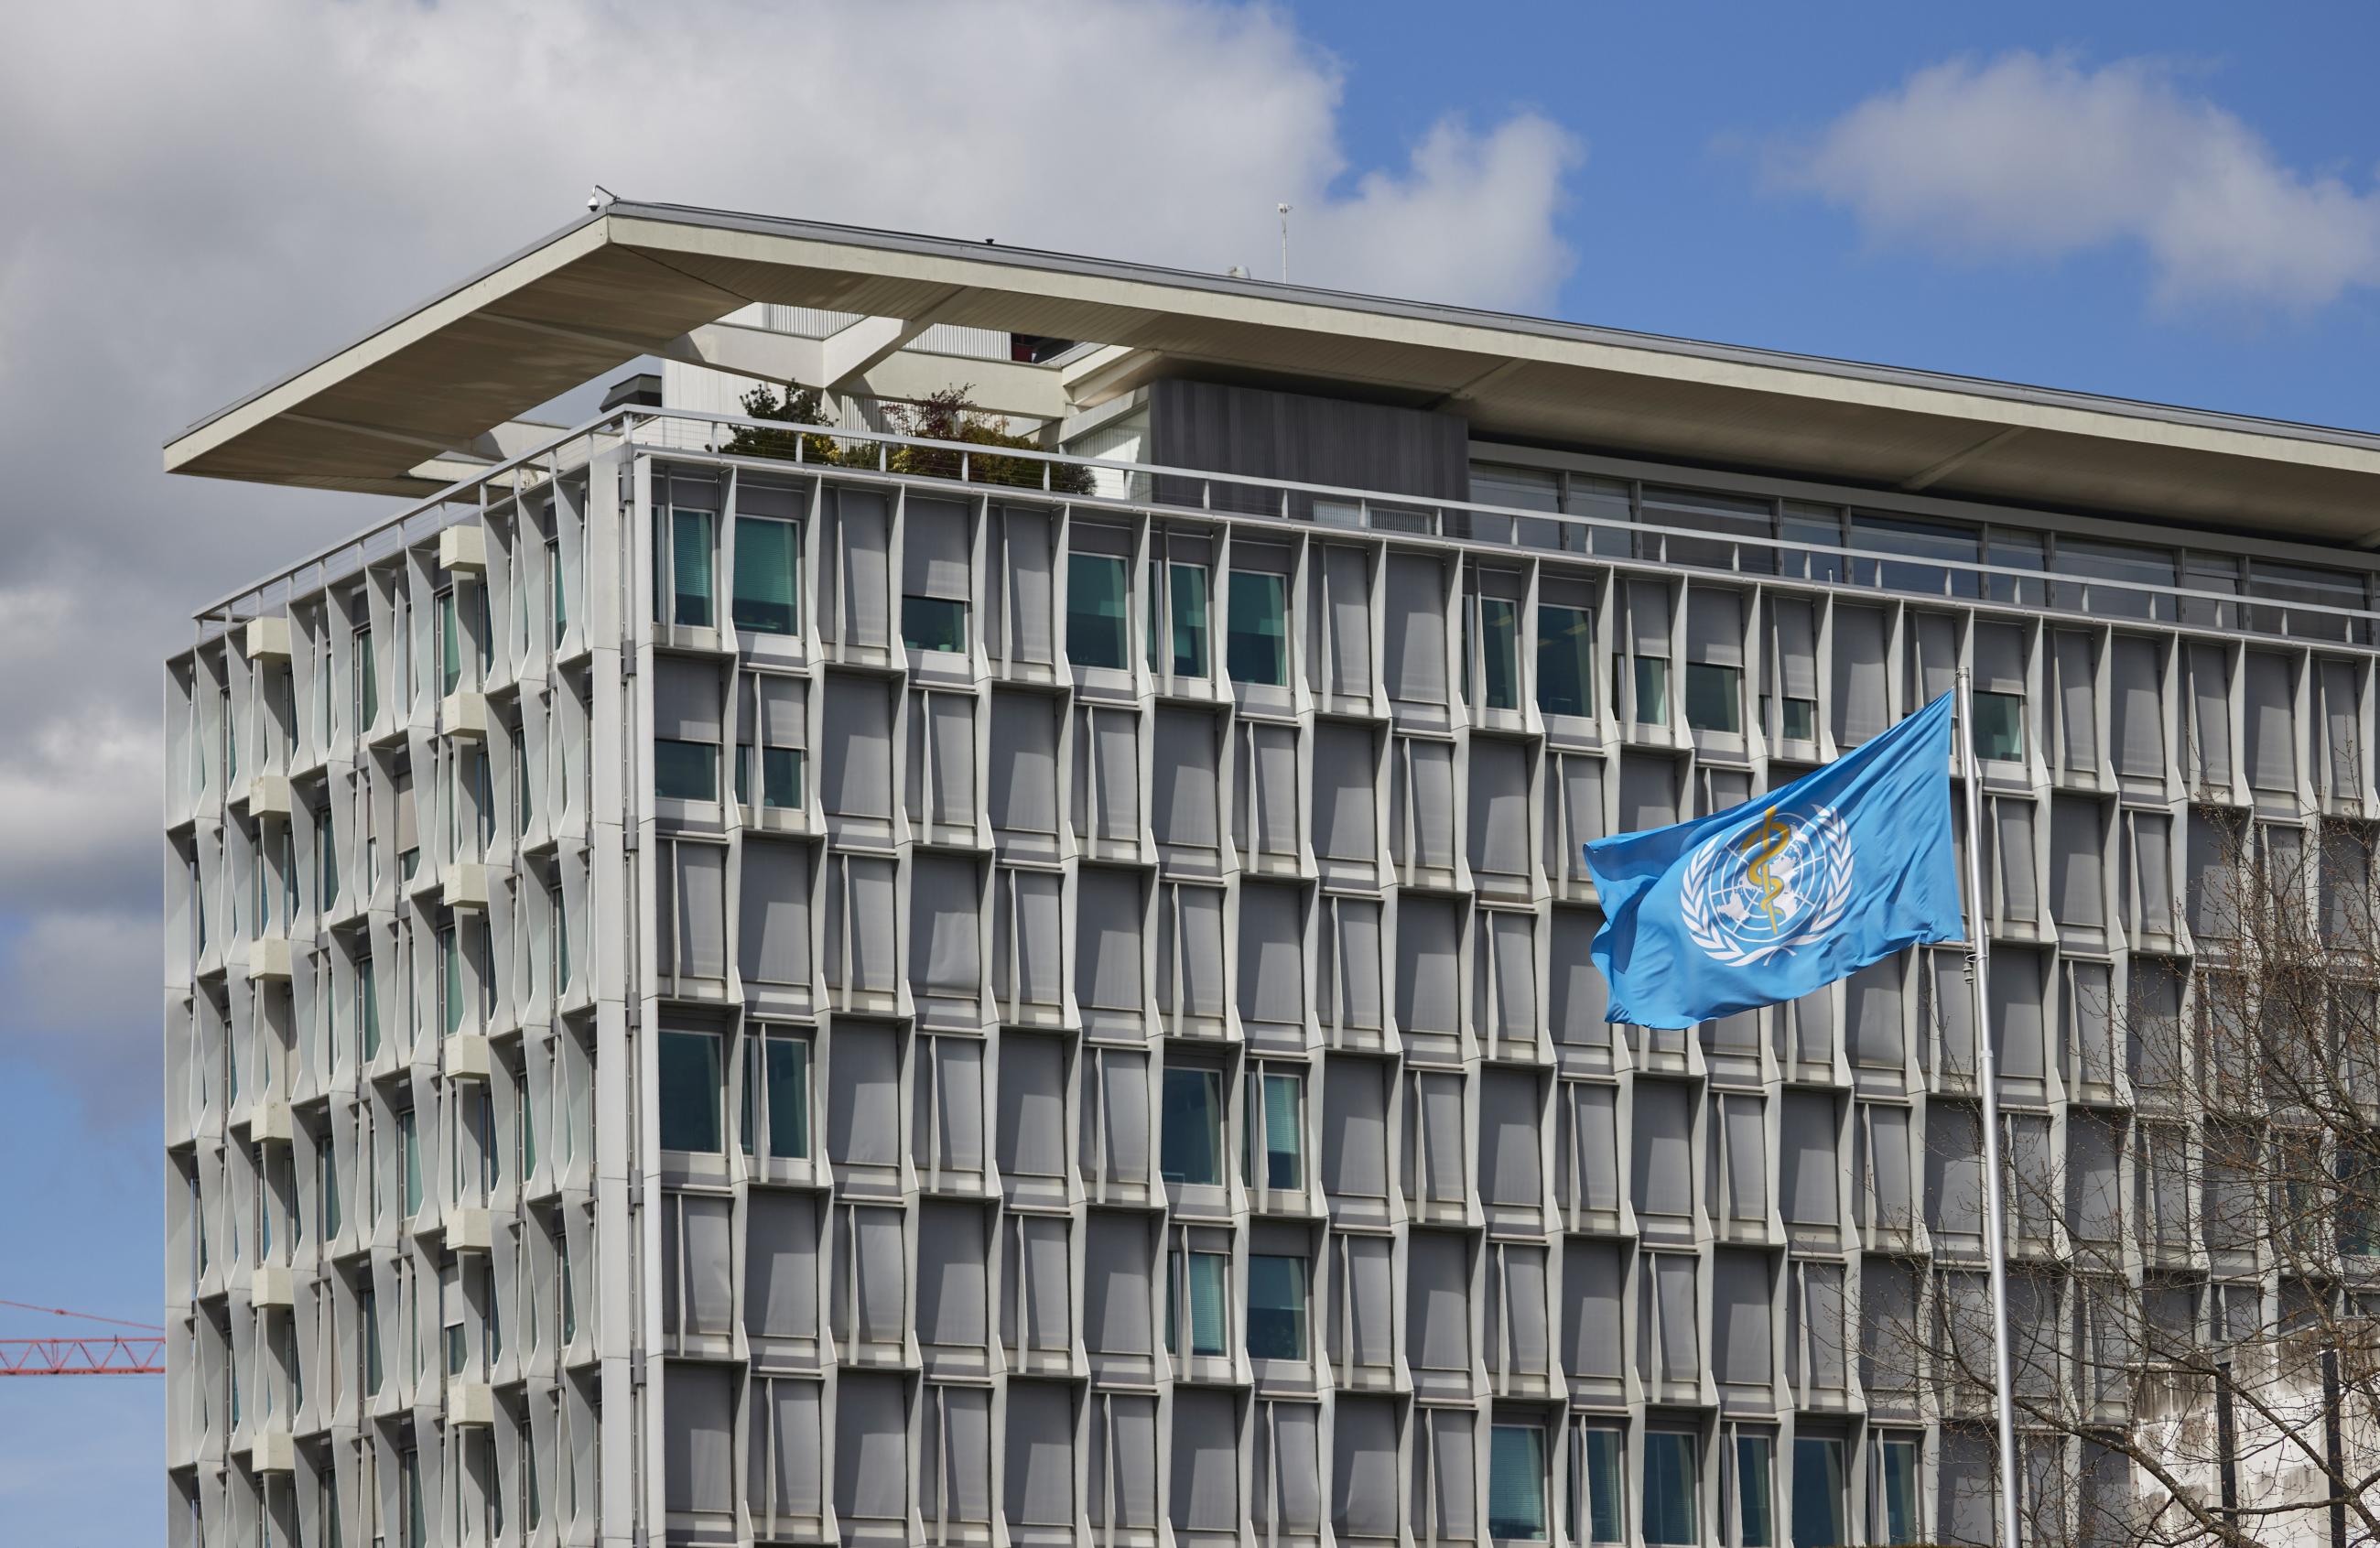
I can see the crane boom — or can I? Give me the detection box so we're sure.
[0,1336,167,1375]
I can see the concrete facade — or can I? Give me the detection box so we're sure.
[167,209,2380,1548]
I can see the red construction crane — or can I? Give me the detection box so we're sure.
[0,1297,166,1376]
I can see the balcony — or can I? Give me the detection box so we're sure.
[193,406,2380,655]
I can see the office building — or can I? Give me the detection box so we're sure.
[164,201,2380,1547]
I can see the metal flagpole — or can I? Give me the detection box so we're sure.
[1956,667,2024,1548]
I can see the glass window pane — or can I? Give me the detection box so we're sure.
[1790,1437,1844,1548]
[673,510,716,628]
[1780,698,1817,742]
[1644,1433,1699,1545]
[549,540,567,644]
[1170,563,1210,677]
[732,517,800,634]
[1066,554,1129,670]
[438,590,460,695]
[1584,1427,1626,1545]
[1187,1251,1228,1355]
[1160,1067,1222,1185]
[1245,1254,1306,1360]
[1538,605,1594,718]
[1261,1072,1302,1189]
[902,595,968,653]
[1879,1438,1920,1545]
[655,739,719,802]
[1480,597,1520,710]
[766,1037,809,1159]
[1227,571,1287,687]
[1634,657,1671,723]
[1974,692,2026,760]
[1736,1435,1774,1548]
[659,1031,722,1153]
[1686,663,1741,733]
[1489,1426,1549,1540]
[737,746,804,810]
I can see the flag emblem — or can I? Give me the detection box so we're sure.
[1681,804,1856,966]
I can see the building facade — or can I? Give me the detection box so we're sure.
[165,204,2380,1548]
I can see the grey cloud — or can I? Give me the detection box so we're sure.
[0,0,1580,1105]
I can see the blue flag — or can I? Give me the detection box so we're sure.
[1582,691,1964,1029]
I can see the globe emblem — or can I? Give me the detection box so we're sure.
[1682,805,1855,965]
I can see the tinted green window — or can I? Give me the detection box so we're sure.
[362,1290,382,1394]
[354,627,377,729]
[1685,663,1741,733]
[735,746,804,810]
[1067,553,1130,669]
[1791,1437,1844,1548]
[901,595,968,653]
[658,1031,722,1153]
[358,956,381,1059]
[1633,656,1671,723]
[1580,1426,1625,1543]
[1643,1432,1698,1545]
[437,590,461,695]
[1479,597,1520,709]
[548,540,567,646]
[1245,1253,1307,1359]
[400,1110,422,1216]
[1226,570,1287,686]
[1780,697,1817,742]
[1167,1250,1228,1357]
[320,1145,341,1239]
[1536,605,1595,717]
[732,516,801,634]
[439,926,463,1036]
[654,739,718,802]
[1879,1438,1920,1545]
[1164,562,1210,676]
[1736,1434,1775,1548]
[1159,1066,1222,1185]
[658,509,716,628]
[742,1035,810,1159]
[1489,1425,1550,1541]
[1973,691,2026,760]
[1244,1070,1303,1189]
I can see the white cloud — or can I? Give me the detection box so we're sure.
[1769,50,2380,310]
[0,0,1579,1100]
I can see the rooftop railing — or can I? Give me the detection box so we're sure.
[194,404,2380,649]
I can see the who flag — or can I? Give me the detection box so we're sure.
[1581,690,1963,1029]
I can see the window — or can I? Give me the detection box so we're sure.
[1780,697,1816,742]
[1167,1249,1228,1357]
[1634,656,1671,722]
[659,1030,723,1153]
[549,885,569,1000]
[1160,1066,1223,1185]
[1149,560,1210,677]
[1575,1425,1625,1545]
[1245,1254,1307,1359]
[657,507,716,628]
[316,807,337,910]
[1490,1425,1550,1541]
[358,955,381,1059]
[1538,604,1594,718]
[1790,1437,1844,1548]
[1877,1436,1920,1545]
[654,739,718,802]
[547,538,567,647]
[399,1108,422,1218]
[1644,1432,1699,1545]
[1687,663,1741,733]
[1974,691,2025,760]
[512,727,531,835]
[438,925,463,1036]
[436,588,461,695]
[735,745,805,810]
[1067,553,1130,669]
[362,1288,382,1394]
[732,515,801,634]
[1735,1434,1774,1548]
[1243,1068,1304,1189]
[741,1032,810,1160]
[902,595,968,653]
[1227,571,1288,686]
[404,1447,426,1548]
[1479,597,1520,710]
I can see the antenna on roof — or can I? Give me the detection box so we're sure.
[588,184,618,214]
[1276,202,1292,282]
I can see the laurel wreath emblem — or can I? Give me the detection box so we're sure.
[1681,806,1856,966]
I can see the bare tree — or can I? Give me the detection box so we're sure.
[1883,807,2380,1548]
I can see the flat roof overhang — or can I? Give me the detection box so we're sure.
[166,200,2380,544]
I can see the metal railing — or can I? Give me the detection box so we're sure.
[195,404,2380,649]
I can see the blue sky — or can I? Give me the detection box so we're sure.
[4,2,2377,1540]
